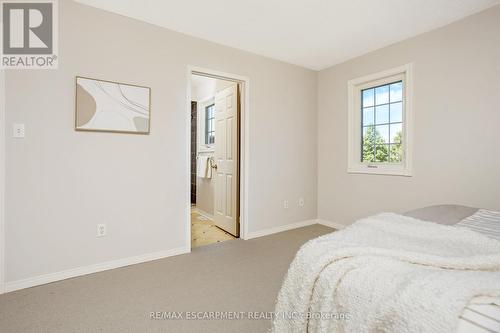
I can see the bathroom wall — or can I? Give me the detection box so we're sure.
[192,77,235,217]
[196,97,216,216]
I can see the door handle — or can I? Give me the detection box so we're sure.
[209,158,217,170]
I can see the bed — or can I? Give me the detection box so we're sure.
[404,204,479,225]
[405,205,500,333]
[272,205,500,333]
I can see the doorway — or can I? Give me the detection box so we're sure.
[188,69,246,248]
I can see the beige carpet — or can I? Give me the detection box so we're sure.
[0,224,333,333]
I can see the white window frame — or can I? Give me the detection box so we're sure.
[204,103,215,145]
[347,64,413,176]
[197,97,215,153]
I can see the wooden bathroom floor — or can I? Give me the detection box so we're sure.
[191,209,236,248]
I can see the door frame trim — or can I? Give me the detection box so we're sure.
[186,66,250,248]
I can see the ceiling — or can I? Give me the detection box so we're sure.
[75,0,499,70]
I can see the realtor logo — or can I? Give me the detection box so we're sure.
[1,0,58,69]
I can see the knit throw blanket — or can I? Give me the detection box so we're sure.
[272,213,500,333]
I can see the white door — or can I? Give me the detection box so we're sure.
[213,83,239,236]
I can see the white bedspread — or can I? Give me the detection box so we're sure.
[272,213,500,333]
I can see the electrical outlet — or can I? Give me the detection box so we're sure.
[283,200,289,209]
[12,123,25,138]
[97,224,106,237]
[298,197,305,207]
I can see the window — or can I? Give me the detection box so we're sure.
[348,64,413,176]
[362,81,403,163]
[205,103,215,145]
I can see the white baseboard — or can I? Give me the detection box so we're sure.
[1,219,344,294]
[192,207,214,220]
[317,219,346,230]
[3,246,190,293]
[244,219,318,240]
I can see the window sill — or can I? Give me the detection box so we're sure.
[198,145,215,153]
[347,165,412,177]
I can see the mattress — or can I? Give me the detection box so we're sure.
[405,205,500,333]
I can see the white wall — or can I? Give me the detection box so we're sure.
[3,0,317,283]
[196,176,215,216]
[0,70,5,292]
[318,6,500,226]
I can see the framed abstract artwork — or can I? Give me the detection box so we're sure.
[75,76,151,134]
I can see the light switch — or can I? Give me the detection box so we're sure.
[13,123,25,138]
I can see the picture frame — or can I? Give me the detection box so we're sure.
[75,76,151,134]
